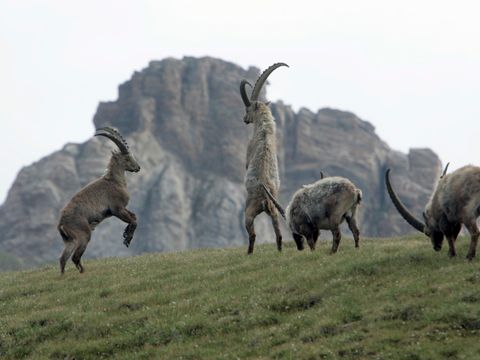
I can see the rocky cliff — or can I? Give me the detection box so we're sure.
[0,57,442,265]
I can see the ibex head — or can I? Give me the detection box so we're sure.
[239,63,288,124]
[95,127,141,173]
[385,169,444,250]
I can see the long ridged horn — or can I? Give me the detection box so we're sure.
[95,127,130,154]
[250,63,289,102]
[440,162,450,179]
[385,169,425,233]
[261,183,286,219]
[240,80,252,107]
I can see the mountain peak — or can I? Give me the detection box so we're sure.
[0,57,440,266]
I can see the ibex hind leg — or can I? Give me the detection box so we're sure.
[245,201,263,255]
[465,220,480,261]
[346,215,360,248]
[59,241,75,275]
[330,227,342,254]
[267,209,283,252]
[71,232,91,273]
[58,225,75,274]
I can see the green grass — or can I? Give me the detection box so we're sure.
[1,236,480,359]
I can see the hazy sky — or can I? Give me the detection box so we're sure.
[1,0,480,204]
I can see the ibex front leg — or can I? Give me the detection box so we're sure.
[112,207,137,247]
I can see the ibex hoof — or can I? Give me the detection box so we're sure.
[466,253,475,261]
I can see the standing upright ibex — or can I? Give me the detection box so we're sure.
[57,127,141,274]
[386,164,480,260]
[240,62,288,254]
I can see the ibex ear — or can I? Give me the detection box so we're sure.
[265,101,271,106]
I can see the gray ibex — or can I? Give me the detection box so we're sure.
[262,176,362,253]
[57,127,141,274]
[386,165,480,260]
[240,62,288,254]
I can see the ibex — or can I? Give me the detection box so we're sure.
[240,62,289,254]
[386,164,480,260]
[57,127,141,274]
[262,176,362,253]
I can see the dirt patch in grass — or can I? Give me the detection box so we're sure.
[441,314,480,333]
[381,305,424,321]
[118,302,143,311]
[461,293,480,303]
[337,347,365,358]
[301,325,340,343]
[269,295,322,313]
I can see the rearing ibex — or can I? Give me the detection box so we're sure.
[240,62,289,254]
[386,164,480,260]
[57,127,141,274]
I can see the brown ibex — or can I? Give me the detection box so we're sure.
[385,164,480,260]
[240,62,289,254]
[57,127,141,274]
[262,176,362,253]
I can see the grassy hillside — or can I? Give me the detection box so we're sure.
[1,236,480,359]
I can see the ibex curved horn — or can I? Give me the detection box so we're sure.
[440,162,450,179]
[385,169,425,233]
[239,80,252,107]
[250,63,289,102]
[95,127,130,154]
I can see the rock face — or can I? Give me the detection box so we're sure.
[0,57,442,266]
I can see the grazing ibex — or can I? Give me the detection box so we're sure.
[386,165,480,260]
[240,62,289,254]
[262,177,362,253]
[57,127,141,274]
